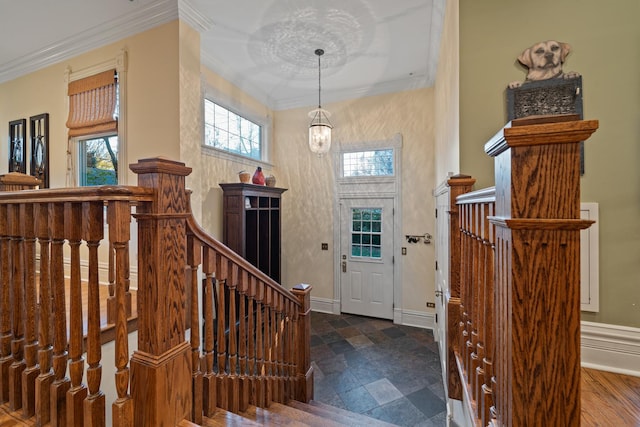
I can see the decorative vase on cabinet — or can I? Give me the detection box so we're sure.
[220,182,287,283]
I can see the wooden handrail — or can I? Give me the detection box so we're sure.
[0,185,154,204]
[185,214,300,303]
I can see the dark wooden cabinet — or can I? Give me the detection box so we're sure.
[220,182,287,282]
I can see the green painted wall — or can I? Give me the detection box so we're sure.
[460,0,640,327]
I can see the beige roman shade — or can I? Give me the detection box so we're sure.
[66,69,117,137]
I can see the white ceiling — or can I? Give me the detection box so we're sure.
[0,0,445,110]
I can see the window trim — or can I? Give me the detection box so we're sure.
[335,136,401,186]
[202,85,272,165]
[64,49,128,186]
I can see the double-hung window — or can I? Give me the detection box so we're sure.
[67,68,121,186]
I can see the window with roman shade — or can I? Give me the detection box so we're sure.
[66,69,118,137]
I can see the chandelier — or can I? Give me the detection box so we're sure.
[308,48,332,156]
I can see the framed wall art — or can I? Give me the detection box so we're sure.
[8,118,27,173]
[30,113,49,188]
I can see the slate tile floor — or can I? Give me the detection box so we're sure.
[310,311,448,426]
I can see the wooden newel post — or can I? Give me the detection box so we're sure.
[445,175,475,401]
[290,283,313,403]
[485,115,598,426]
[129,157,193,426]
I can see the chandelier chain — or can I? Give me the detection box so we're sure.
[315,48,324,108]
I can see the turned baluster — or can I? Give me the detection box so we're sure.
[50,202,70,426]
[108,200,133,426]
[21,203,38,418]
[0,204,11,404]
[34,203,54,425]
[481,202,496,427]
[473,202,488,415]
[8,203,26,411]
[470,203,484,389]
[107,242,116,324]
[66,202,87,426]
[215,254,228,410]
[270,292,279,403]
[227,263,239,413]
[201,246,216,416]
[83,201,106,426]
[246,275,257,406]
[255,282,265,408]
[187,234,203,424]
[237,269,249,411]
[265,287,274,406]
[468,204,478,392]
[276,293,285,403]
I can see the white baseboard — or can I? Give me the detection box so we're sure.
[310,299,435,330]
[581,320,640,377]
[400,309,435,329]
[310,297,339,314]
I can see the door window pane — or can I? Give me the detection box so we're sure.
[351,208,382,259]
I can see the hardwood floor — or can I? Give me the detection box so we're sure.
[582,368,640,426]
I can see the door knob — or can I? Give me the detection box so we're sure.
[342,261,347,273]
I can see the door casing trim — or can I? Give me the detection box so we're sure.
[333,133,403,323]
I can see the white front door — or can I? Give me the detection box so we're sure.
[340,198,394,319]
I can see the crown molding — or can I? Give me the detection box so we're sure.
[178,0,213,33]
[0,0,178,84]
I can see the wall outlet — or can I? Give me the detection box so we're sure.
[321,243,328,250]
[426,302,436,308]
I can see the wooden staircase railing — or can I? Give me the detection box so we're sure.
[0,157,313,426]
[184,209,313,425]
[443,115,599,426]
[0,184,153,426]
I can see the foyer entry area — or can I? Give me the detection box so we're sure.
[310,312,447,426]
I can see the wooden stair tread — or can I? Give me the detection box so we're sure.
[289,400,399,426]
[179,400,399,427]
[178,409,264,427]
[245,402,347,426]
[0,404,36,426]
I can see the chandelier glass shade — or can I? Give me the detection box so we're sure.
[308,49,332,156]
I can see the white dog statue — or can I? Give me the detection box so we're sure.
[508,40,580,89]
